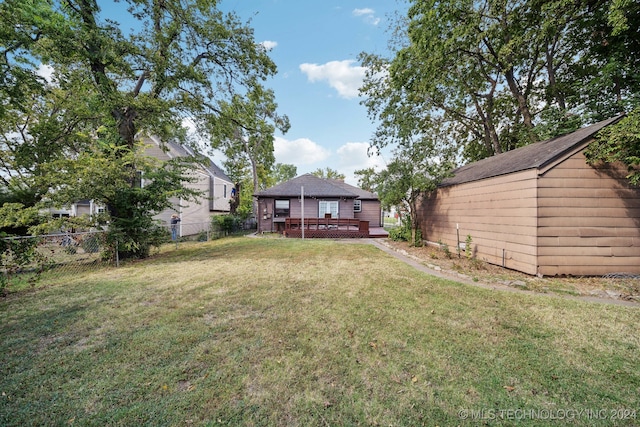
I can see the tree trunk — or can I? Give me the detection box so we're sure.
[504,68,537,143]
[251,158,259,219]
[546,41,566,110]
[229,181,240,215]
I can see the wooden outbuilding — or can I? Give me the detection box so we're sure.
[417,115,640,276]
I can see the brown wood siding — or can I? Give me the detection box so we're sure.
[419,170,539,275]
[338,199,355,219]
[356,200,382,226]
[258,198,365,233]
[257,198,274,233]
[536,150,640,276]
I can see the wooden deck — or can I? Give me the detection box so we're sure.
[283,218,388,239]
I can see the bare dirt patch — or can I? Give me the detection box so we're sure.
[380,239,640,304]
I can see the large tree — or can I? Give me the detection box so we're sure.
[360,0,640,168]
[356,115,456,246]
[0,0,283,257]
[209,85,290,218]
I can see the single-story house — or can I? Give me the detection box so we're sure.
[142,136,234,237]
[417,115,640,276]
[254,174,387,238]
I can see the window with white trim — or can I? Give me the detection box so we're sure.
[274,199,290,217]
[319,200,339,218]
[353,199,362,213]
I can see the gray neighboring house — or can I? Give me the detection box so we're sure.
[418,115,640,276]
[254,174,385,237]
[142,136,234,237]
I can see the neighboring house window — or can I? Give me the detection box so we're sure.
[223,184,227,198]
[319,200,339,218]
[274,200,290,217]
[353,199,362,213]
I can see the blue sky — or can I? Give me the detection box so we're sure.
[72,1,408,185]
[219,0,408,184]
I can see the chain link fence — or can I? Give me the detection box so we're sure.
[1,231,108,295]
[1,218,256,295]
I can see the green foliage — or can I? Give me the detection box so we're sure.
[270,163,297,185]
[210,85,290,219]
[360,0,640,171]
[388,221,410,242]
[1,0,281,259]
[388,216,422,246]
[354,167,376,192]
[586,108,640,186]
[311,167,345,180]
[438,240,452,259]
[0,203,42,235]
[465,234,473,260]
[0,236,48,295]
[211,215,243,236]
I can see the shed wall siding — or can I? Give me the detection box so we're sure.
[419,170,539,275]
[536,151,640,276]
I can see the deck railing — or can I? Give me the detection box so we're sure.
[284,217,369,238]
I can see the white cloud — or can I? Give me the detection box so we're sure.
[273,138,388,185]
[336,142,387,185]
[36,64,56,85]
[299,60,366,99]
[353,8,374,16]
[261,40,278,51]
[274,136,331,167]
[352,8,380,25]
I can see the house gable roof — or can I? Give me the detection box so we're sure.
[441,115,624,187]
[255,174,377,199]
[161,139,233,183]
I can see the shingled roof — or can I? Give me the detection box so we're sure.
[441,115,624,187]
[163,139,233,183]
[255,174,377,199]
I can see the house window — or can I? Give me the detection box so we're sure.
[274,200,290,217]
[319,200,339,218]
[353,199,362,213]
[223,184,227,198]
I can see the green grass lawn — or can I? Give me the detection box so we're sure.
[1,237,639,426]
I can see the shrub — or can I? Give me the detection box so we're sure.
[211,215,243,237]
[388,217,411,242]
[0,236,47,295]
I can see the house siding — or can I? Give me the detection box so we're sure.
[356,200,382,226]
[419,170,540,275]
[254,174,384,236]
[141,136,233,237]
[210,177,231,212]
[536,151,640,276]
[257,197,363,233]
